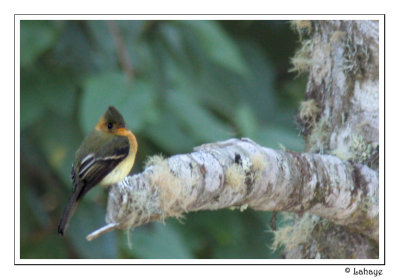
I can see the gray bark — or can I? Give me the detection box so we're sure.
[288,20,379,258]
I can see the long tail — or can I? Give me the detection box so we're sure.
[58,190,80,236]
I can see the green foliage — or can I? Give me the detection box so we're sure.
[20,21,60,67]
[121,223,193,259]
[181,21,250,76]
[20,20,305,259]
[81,72,158,133]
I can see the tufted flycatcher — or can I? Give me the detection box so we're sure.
[58,106,137,236]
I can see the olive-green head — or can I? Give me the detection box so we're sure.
[96,106,126,132]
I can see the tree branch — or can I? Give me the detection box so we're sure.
[286,20,379,258]
[87,138,378,242]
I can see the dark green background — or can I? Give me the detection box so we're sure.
[20,20,306,259]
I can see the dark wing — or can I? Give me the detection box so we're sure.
[74,135,130,200]
[61,134,130,236]
[71,164,77,191]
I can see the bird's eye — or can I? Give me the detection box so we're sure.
[107,122,113,129]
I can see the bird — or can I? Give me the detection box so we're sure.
[58,106,138,236]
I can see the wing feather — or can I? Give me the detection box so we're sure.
[72,135,130,199]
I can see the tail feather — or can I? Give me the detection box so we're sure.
[58,190,80,236]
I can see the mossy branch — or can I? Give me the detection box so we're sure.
[287,20,379,258]
[87,138,378,242]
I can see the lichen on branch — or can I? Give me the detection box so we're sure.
[87,138,378,242]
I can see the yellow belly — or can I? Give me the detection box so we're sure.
[99,145,136,186]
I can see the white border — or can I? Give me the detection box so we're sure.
[15,17,21,263]
[15,14,383,20]
[14,14,385,265]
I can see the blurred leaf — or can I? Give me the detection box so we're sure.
[52,21,96,75]
[21,234,69,259]
[115,20,146,68]
[197,67,240,120]
[24,185,50,227]
[20,89,45,130]
[177,210,245,258]
[212,211,277,259]
[126,222,193,258]
[20,178,35,242]
[254,125,304,152]
[31,113,82,186]
[85,20,145,71]
[177,210,279,258]
[66,202,118,258]
[181,21,249,77]
[135,39,160,79]
[162,51,191,88]
[85,21,119,71]
[158,22,199,78]
[279,75,308,107]
[20,67,76,129]
[166,90,234,143]
[145,111,196,154]
[161,53,238,122]
[159,23,186,61]
[20,176,48,243]
[20,20,59,67]
[81,71,157,133]
[136,31,172,94]
[234,104,258,138]
[237,41,278,123]
[165,219,204,254]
